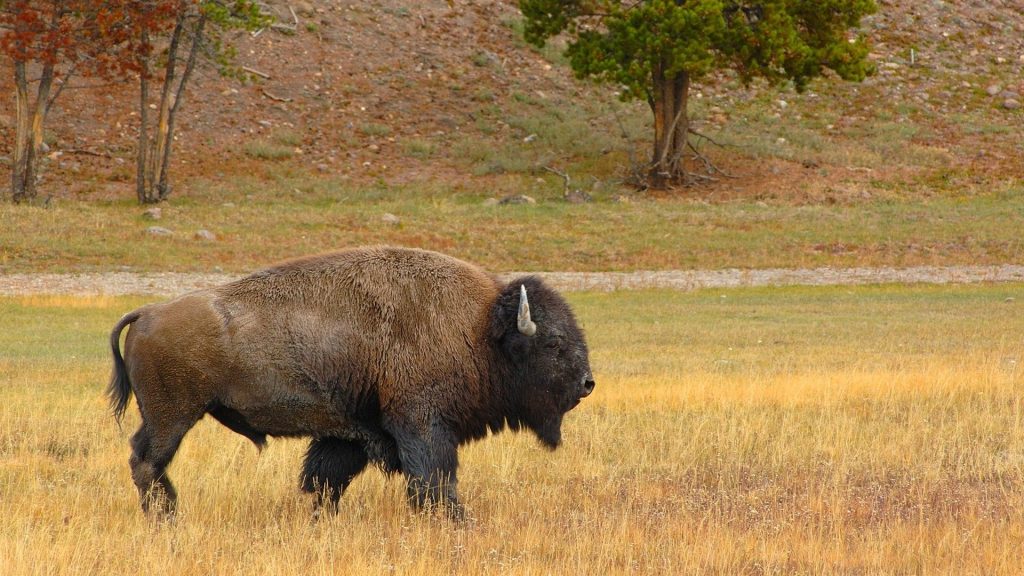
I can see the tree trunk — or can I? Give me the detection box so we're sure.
[24,61,56,201]
[10,60,55,203]
[137,30,151,204]
[157,12,206,200]
[9,6,62,204]
[138,10,200,204]
[148,16,184,203]
[11,62,31,202]
[648,60,690,190]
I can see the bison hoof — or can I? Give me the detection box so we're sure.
[445,502,467,522]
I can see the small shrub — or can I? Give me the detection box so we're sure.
[243,141,294,160]
[472,89,496,103]
[403,139,434,159]
[471,51,492,67]
[359,123,391,137]
[271,129,303,147]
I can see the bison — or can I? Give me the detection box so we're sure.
[108,246,595,519]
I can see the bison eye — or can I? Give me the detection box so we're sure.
[544,337,563,351]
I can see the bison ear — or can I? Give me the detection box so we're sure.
[517,285,537,336]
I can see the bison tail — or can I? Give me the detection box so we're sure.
[108,309,144,425]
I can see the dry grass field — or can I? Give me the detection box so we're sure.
[1,285,1022,574]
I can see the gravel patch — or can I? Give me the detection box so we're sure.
[1,265,1023,297]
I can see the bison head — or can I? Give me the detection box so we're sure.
[492,277,595,449]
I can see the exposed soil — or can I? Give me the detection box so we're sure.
[0,0,1022,203]
[3,265,1022,296]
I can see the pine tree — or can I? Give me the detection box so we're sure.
[520,0,877,189]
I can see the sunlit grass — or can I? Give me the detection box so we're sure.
[1,285,1022,574]
[1,180,1023,274]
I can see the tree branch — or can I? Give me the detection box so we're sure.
[688,128,725,148]
[687,140,736,179]
[543,166,571,193]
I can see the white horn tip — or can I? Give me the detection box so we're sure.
[517,284,537,336]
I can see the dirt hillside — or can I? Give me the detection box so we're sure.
[0,0,1021,201]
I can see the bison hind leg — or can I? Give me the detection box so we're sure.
[129,423,190,519]
[300,437,369,516]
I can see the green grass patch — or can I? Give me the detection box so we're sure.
[1,177,1023,273]
[402,139,435,159]
[358,123,391,137]
[241,131,298,161]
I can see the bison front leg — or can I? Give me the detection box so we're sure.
[386,416,464,520]
[300,437,369,516]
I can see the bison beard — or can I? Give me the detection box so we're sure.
[108,247,595,520]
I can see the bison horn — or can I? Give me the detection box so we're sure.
[517,285,537,336]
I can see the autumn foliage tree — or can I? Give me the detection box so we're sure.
[520,0,878,189]
[1,0,264,204]
[0,0,146,202]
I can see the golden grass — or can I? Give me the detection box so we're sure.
[1,285,1022,574]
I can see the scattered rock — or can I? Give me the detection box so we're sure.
[368,143,381,153]
[380,213,401,225]
[610,194,631,204]
[775,137,788,146]
[1004,99,1021,110]
[986,84,1003,96]
[498,194,536,205]
[565,189,592,204]
[194,229,217,241]
[146,226,173,237]
[482,197,499,207]
[294,1,315,17]
[522,133,537,143]
[142,207,162,220]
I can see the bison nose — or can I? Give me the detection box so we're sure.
[581,377,595,398]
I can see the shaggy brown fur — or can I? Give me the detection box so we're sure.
[109,246,595,519]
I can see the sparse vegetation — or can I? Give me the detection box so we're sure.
[242,141,294,161]
[1,285,1021,574]
[359,123,391,137]
[403,139,435,159]
[269,129,304,148]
